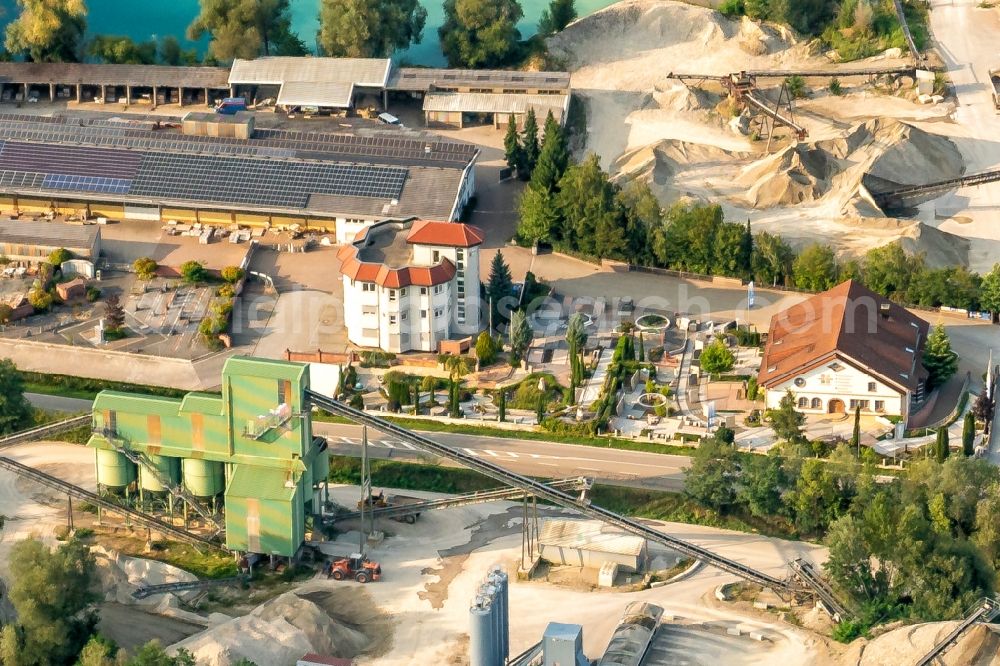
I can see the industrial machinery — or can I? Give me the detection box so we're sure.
[328,553,382,583]
[357,490,423,523]
[991,69,1000,111]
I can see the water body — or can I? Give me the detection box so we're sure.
[0,0,617,66]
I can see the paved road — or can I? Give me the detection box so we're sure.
[26,393,93,413]
[314,421,689,492]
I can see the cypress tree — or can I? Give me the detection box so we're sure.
[962,411,976,456]
[850,405,861,452]
[536,393,545,424]
[498,390,507,422]
[530,110,569,194]
[935,427,950,462]
[638,332,645,362]
[520,108,540,178]
[486,250,514,331]
[503,113,523,175]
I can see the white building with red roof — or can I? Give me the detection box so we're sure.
[338,219,484,352]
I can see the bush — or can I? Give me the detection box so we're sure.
[85,286,101,302]
[0,303,12,324]
[133,257,158,280]
[718,0,745,18]
[785,75,807,99]
[510,373,564,410]
[180,260,207,284]
[475,331,498,366]
[829,78,843,95]
[217,284,235,298]
[28,288,53,312]
[48,247,72,267]
[221,265,245,284]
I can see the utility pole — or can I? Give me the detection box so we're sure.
[360,425,370,556]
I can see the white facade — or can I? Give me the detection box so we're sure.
[341,235,481,354]
[763,355,908,419]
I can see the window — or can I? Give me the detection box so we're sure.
[794,377,805,387]
[276,380,290,405]
[400,288,407,296]
[434,285,444,295]
[362,307,376,316]
[420,287,427,295]
[434,308,443,317]
[362,282,375,292]
[421,310,427,319]
[432,250,440,262]
[401,312,407,320]
[859,400,869,410]
[875,400,885,412]
[849,399,858,409]
[810,398,822,409]
[868,382,877,392]
[389,315,397,324]
[798,397,808,408]
[389,289,396,302]
[456,249,464,260]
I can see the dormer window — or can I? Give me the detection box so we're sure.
[829,362,843,372]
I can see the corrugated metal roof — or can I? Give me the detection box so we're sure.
[0,62,230,88]
[180,393,223,415]
[277,81,354,108]
[388,67,571,92]
[226,463,297,501]
[229,57,391,88]
[93,390,182,417]
[0,219,99,249]
[225,356,307,382]
[423,91,568,117]
[539,519,646,557]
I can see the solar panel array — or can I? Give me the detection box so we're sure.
[129,153,406,208]
[42,174,131,194]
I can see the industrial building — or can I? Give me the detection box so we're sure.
[538,519,649,573]
[338,218,484,351]
[87,357,329,558]
[758,280,930,423]
[0,113,477,231]
[0,218,101,264]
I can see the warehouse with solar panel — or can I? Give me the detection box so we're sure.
[0,112,478,237]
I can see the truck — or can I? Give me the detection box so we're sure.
[992,70,1000,111]
[358,490,423,523]
[215,97,247,115]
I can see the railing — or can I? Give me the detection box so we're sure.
[914,598,1000,666]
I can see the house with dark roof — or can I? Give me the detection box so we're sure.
[338,219,484,353]
[758,280,930,423]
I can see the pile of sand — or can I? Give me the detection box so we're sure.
[170,590,373,666]
[735,119,964,211]
[839,622,1000,665]
[92,547,198,607]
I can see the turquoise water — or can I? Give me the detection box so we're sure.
[0,0,617,66]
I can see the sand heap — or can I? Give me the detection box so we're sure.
[92,547,197,607]
[735,119,964,211]
[170,590,373,666]
[839,622,1000,665]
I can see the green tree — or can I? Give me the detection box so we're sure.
[439,0,523,68]
[767,390,805,443]
[923,323,958,391]
[618,181,663,266]
[850,404,861,451]
[782,0,835,36]
[699,339,735,376]
[962,411,976,456]
[3,537,99,665]
[189,0,303,61]
[566,312,587,399]
[318,0,427,57]
[935,427,950,463]
[791,458,839,535]
[48,247,72,267]
[498,389,507,422]
[555,154,625,259]
[5,0,87,62]
[0,303,12,325]
[516,186,559,245]
[221,265,245,283]
[508,309,533,366]
[503,114,523,174]
[745,374,759,401]
[684,436,738,511]
[27,287,53,312]
[127,641,196,666]
[792,242,839,291]
[536,393,545,423]
[103,293,126,334]
[863,242,923,299]
[520,108,540,178]
[737,454,784,519]
[77,636,119,666]
[980,263,1000,321]
[158,35,199,65]
[486,250,513,330]
[475,331,498,366]
[0,359,32,435]
[132,257,158,280]
[529,111,569,194]
[538,0,576,35]
[87,35,157,64]
[751,230,794,286]
[653,203,723,274]
[420,374,437,406]
[179,260,208,284]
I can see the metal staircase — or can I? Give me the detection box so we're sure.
[789,558,851,622]
[914,598,1000,666]
[98,428,225,535]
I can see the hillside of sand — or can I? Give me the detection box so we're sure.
[549,0,974,268]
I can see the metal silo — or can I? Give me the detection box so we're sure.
[138,455,180,493]
[181,458,224,497]
[469,594,496,666]
[488,566,509,664]
[95,449,136,488]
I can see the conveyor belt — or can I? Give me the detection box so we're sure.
[0,455,219,548]
[790,558,850,621]
[132,576,246,599]
[743,91,807,139]
[914,598,999,666]
[867,167,1000,209]
[329,476,591,523]
[892,0,923,62]
[0,414,90,448]
[305,390,794,591]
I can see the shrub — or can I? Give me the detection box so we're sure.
[133,257,158,280]
[28,288,53,312]
[785,75,807,99]
[217,284,235,298]
[0,303,12,324]
[829,78,843,95]
[475,331,498,366]
[718,0,745,18]
[180,260,207,284]
[85,286,101,302]
[48,247,72,267]
[221,265,245,284]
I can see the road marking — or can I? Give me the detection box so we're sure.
[506,452,519,458]
[529,454,541,459]
[537,462,557,467]
[378,440,395,448]
[339,437,356,444]
[399,442,417,450]
[461,448,478,456]
[483,450,500,457]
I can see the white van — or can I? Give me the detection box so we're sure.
[377,112,401,126]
